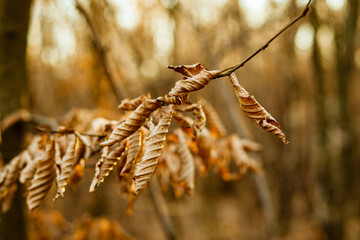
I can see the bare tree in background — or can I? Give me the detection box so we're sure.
[0,0,32,239]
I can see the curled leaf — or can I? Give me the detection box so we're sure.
[54,135,77,199]
[241,139,262,152]
[120,129,142,175]
[230,135,262,177]
[175,129,195,195]
[101,99,161,146]
[0,154,26,212]
[165,64,221,104]
[118,95,150,111]
[90,141,126,192]
[199,98,227,137]
[133,107,172,195]
[161,144,181,182]
[172,111,193,130]
[26,137,56,210]
[228,73,288,144]
[19,136,45,186]
[173,103,206,137]
[197,128,214,171]
[19,151,38,186]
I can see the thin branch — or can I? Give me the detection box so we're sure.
[35,127,107,138]
[217,0,312,78]
[74,0,126,101]
[148,176,176,240]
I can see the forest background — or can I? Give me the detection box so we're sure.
[0,0,359,239]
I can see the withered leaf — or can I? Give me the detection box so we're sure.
[101,99,161,146]
[230,135,262,176]
[54,134,77,199]
[133,107,173,195]
[197,128,214,170]
[172,111,193,130]
[165,64,221,104]
[26,137,56,210]
[118,95,150,111]
[19,136,45,186]
[120,129,142,175]
[228,73,288,144]
[175,129,195,195]
[172,103,206,137]
[200,98,227,137]
[90,141,126,192]
[0,154,26,212]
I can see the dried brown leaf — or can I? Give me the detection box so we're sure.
[230,135,262,177]
[241,139,262,152]
[172,111,193,130]
[165,64,221,104]
[26,137,56,210]
[54,134,77,199]
[0,154,26,212]
[199,98,227,137]
[90,141,126,192]
[118,95,150,111]
[197,128,214,171]
[19,150,39,185]
[228,73,288,144]
[175,129,195,195]
[101,99,161,146]
[168,63,205,77]
[133,107,173,195]
[120,129,142,175]
[161,144,181,181]
[172,103,206,137]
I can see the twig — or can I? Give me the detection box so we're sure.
[35,127,107,138]
[74,0,126,101]
[217,0,312,78]
[148,176,176,240]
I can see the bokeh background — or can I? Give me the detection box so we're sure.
[1,0,359,239]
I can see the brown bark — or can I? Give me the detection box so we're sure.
[0,0,32,239]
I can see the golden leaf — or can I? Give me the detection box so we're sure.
[19,153,36,186]
[101,99,161,146]
[165,64,221,104]
[161,143,181,182]
[241,139,262,152]
[54,134,77,199]
[90,141,126,192]
[175,129,195,195]
[26,137,56,210]
[0,154,25,212]
[230,135,262,177]
[120,129,142,175]
[133,107,173,195]
[118,95,150,111]
[199,98,227,137]
[197,128,214,170]
[228,73,288,144]
[19,136,45,186]
[172,111,193,130]
[172,103,206,137]
[168,63,205,77]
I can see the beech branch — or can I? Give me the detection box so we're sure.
[217,0,312,78]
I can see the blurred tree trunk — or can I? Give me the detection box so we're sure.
[0,0,32,240]
[311,1,359,239]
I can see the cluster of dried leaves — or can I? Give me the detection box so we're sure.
[0,64,288,213]
[28,210,134,240]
